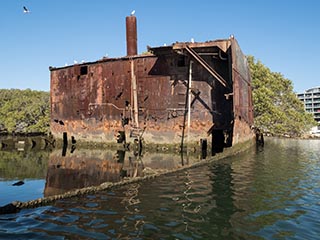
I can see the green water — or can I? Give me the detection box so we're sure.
[1,138,320,239]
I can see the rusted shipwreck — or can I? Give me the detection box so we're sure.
[50,15,254,154]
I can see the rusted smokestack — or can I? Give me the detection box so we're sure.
[126,15,137,56]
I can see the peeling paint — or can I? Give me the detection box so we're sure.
[49,17,254,153]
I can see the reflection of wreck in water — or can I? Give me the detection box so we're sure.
[45,150,123,196]
[49,15,254,154]
[45,149,200,197]
[0,136,54,152]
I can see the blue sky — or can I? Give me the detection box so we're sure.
[0,0,319,93]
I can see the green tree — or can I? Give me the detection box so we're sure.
[0,89,50,134]
[247,56,316,136]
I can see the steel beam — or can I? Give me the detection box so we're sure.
[184,45,228,88]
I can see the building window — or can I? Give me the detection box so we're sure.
[80,66,88,75]
[177,56,186,67]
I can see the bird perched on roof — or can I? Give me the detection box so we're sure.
[131,10,135,16]
[23,6,30,14]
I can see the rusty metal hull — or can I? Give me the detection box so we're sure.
[50,38,254,152]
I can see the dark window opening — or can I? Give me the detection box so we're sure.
[200,139,207,159]
[177,56,186,67]
[212,130,224,155]
[116,131,126,143]
[80,66,88,75]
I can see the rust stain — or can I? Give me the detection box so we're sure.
[126,15,138,56]
[49,17,254,153]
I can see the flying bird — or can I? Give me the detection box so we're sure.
[23,6,30,14]
[131,10,135,16]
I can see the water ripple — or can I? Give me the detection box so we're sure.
[1,138,320,239]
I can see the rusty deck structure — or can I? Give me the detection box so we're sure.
[50,15,254,154]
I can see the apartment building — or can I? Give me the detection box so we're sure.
[297,87,320,134]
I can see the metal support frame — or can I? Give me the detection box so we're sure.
[131,60,139,128]
[187,60,193,146]
[184,45,228,88]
